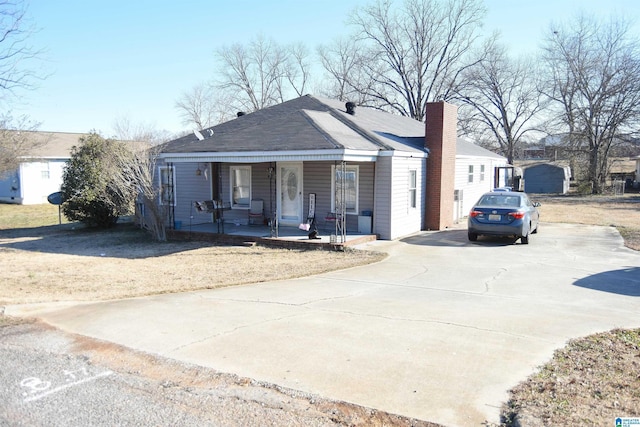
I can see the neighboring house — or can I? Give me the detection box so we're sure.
[0,132,85,204]
[632,155,640,189]
[523,163,572,194]
[608,158,637,187]
[157,95,506,240]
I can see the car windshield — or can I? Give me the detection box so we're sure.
[477,194,521,207]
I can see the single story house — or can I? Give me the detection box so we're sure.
[0,132,84,205]
[157,95,506,240]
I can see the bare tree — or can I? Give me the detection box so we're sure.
[541,14,640,193]
[174,83,224,130]
[214,35,312,113]
[109,119,176,241]
[346,0,486,121]
[456,40,546,163]
[0,0,44,97]
[283,42,311,97]
[107,143,168,241]
[0,1,45,178]
[111,115,173,145]
[0,112,42,177]
[317,36,372,104]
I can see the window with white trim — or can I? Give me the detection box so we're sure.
[480,165,485,182]
[331,164,358,214]
[159,166,176,206]
[468,165,474,183]
[230,165,251,209]
[408,169,417,208]
[40,162,50,179]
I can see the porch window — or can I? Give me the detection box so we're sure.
[468,165,474,183]
[230,165,251,208]
[331,164,358,215]
[409,169,417,208]
[480,165,485,182]
[159,166,176,206]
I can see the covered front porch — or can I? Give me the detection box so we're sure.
[161,153,380,246]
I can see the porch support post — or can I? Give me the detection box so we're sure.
[268,162,277,237]
[336,161,347,243]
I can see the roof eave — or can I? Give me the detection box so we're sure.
[158,149,386,163]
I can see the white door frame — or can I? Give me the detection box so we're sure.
[277,162,303,226]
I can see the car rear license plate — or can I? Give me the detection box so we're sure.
[488,214,501,221]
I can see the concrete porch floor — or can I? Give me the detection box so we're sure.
[169,221,377,250]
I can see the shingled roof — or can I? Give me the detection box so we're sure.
[456,137,506,159]
[15,131,86,159]
[160,95,428,160]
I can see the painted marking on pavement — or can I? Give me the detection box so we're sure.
[21,370,113,402]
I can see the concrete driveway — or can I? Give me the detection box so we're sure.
[8,223,640,426]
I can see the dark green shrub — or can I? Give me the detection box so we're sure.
[61,133,134,228]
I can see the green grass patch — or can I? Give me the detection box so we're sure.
[0,203,71,229]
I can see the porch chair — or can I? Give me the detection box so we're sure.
[248,199,264,225]
[323,211,341,231]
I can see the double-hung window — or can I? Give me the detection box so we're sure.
[408,169,417,208]
[331,165,358,215]
[480,165,485,182]
[230,165,251,209]
[41,162,50,180]
[468,165,474,183]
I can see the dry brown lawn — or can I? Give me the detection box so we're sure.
[0,211,386,305]
[502,328,640,426]
[534,193,640,251]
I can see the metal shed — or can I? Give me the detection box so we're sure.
[523,163,571,194]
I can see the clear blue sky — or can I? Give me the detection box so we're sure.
[12,0,640,137]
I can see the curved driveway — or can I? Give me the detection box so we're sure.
[8,223,640,426]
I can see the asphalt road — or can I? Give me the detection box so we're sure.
[0,321,433,427]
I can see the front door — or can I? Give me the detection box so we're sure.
[278,162,303,226]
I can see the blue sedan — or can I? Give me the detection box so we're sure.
[467,191,541,244]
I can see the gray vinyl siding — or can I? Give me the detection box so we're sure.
[172,162,213,226]
[303,161,332,222]
[358,163,375,216]
[167,162,268,227]
[303,161,374,232]
[221,163,271,225]
[171,161,376,228]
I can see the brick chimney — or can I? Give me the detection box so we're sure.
[424,101,457,230]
